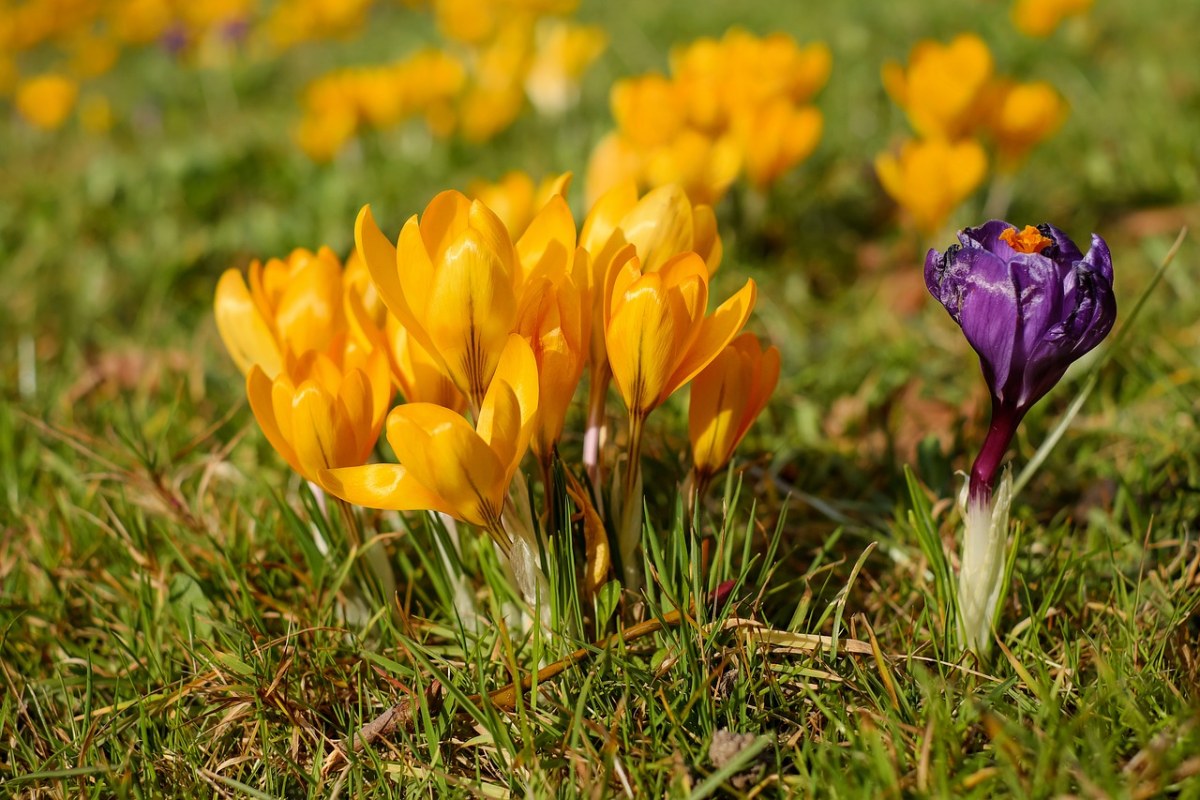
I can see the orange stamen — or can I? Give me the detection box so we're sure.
[999,225,1053,254]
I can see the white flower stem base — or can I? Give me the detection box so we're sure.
[957,468,1013,657]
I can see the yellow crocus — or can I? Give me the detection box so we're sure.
[323,335,539,550]
[881,34,994,140]
[516,245,592,462]
[874,137,987,234]
[524,20,607,116]
[246,345,392,491]
[734,98,823,189]
[688,332,780,483]
[611,73,686,151]
[355,191,522,409]
[215,247,346,378]
[15,73,78,130]
[1011,0,1093,37]
[984,80,1067,169]
[644,130,743,207]
[584,133,644,207]
[604,251,756,423]
[581,181,723,374]
[343,254,465,411]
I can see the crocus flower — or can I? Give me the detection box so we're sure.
[605,249,756,584]
[875,137,987,234]
[323,335,538,553]
[524,20,607,116]
[925,220,1116,654]
[688,332,780,486]
[15,73,79,130]
[605,251,756,425]
[246,344,392,492]
[881,34,994,140]
[343,254,465,411]
[355,191,524,409]
[215,247,346,378]
[983,80,1067,169]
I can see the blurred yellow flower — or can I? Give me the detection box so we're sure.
[984,80,1067,168]
[588,28,829,203]
[246,345,392,491]
[604,251,756,422]
[874,137,988,234]
[1011,0,1093,37]
[688,332,780,482]
[882,34,994,140]
[15,73,79,130]
[734,99,823,189]
[524,20,607,116]
[324,335,539,549]
[355,191,523,408]
[643,130,743,207]
[215,247,346,378]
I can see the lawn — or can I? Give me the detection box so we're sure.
[2,0,1200,797]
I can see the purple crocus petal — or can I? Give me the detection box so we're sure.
[961,220,1019,258]
[955,250,1019,400]
[1080,233,1114,285]
[1037,222,1085,267]
[1009,251,1065,370]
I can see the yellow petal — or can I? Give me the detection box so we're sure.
[517,194,576,285]
[420,189,472,264]
[688,345,751,474]
[427,228,517,403]
[291,381,356,478]
[322,464,456,514]
[247,366,301,474]
[619,184,694,273]
[664,278,757,403]
[274,249,343,355]
[692,205,723,275]
[355,205,407,327]
[478,333,539,471]
[387,404,503,527]
[580,177,638,257]
[215,270,282,377]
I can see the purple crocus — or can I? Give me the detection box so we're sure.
[925,221,1116,504]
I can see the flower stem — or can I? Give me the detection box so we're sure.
[618,412,646,590]
[969,403,1021,505]
[583,366,611,509]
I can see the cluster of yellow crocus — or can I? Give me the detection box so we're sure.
[585,28,831,207]
[875,33,1067,233]
[215,174,776,599]
[0,0,382,132]
[296,1,605,161]
[295,49,467,162]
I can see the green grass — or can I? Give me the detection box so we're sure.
[4,0,1200,797]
